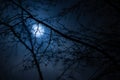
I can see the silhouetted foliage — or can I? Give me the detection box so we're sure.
[0,0,120,80]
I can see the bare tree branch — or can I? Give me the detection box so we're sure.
[11,0,119,66]
[0,19,44,80]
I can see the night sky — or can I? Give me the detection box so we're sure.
[0,0,120,80]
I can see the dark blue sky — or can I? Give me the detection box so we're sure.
[0,0,120,80]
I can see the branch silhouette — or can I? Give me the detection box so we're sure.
[0,19,44,80]
[11,0,119,66]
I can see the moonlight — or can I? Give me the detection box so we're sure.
[31,24,45,37]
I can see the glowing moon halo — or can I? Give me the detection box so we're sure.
[31,24,45,37]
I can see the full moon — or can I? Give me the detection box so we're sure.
[31,24,45,37]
